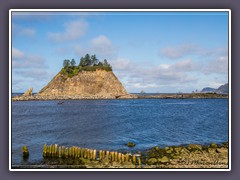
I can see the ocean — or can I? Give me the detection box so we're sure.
[11,98,228,165]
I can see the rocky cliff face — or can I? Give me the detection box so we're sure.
[37,69,128,98]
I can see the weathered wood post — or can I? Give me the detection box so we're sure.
[137,157,141,166]
[54,144,58,157]
[132,155,136,165]
[118,153,122,162]
[22,145,29,159]
[99,150,102,160]
[87,149,90,159]
[81,148,84,158]
[43,144,47,157]
[102,150,105,160]
[114,152,118,162]
[106,151,110,159]
[125,153,129,162]
[75,147,78,158]
[77,147,81,158]
[110,152,114,162]
[121,153,125,163]
[62,146,65,158]
[65,147,69,158]
[58,146,62,158]
[93,149,96,160]
[84,148,87,159]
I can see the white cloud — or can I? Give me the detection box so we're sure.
[12,48,53,92]
[74,35,118,58]
[12,53,47,69]
[12,24,36,37]
[12,48,24,59]
[160,44,228,60]
[110,58,130,70]
[111,58,199,93]
[90,35,117,57]
[20,28,36,37]
[202,56,228,74]
[160,44,198,59]
[48,20,88,42]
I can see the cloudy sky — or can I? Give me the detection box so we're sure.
[11,11,229,93]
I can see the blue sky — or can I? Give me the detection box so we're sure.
[12,11,229,93]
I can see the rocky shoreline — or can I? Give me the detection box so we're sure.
[12,93,228,101]
[12,142,228,169]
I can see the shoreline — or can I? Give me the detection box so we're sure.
[12,93,228,101]
[12,142,228,169]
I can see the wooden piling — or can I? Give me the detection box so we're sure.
[118,153,122,162]
[121,153,125,163]
[54,144,58,157]
[58,146,62,158]
[81,148,84,158]
[65,147,69,158]
[137,157,141,166]
[99,150,102,160]
[133,155,136,165]
[106,151,109,159]
[102,151,106,159]
[87,149,90,159]
[43,144,47,157]
[83,148,87,159]
[22,145,29,158]
[110,152,114,161]
[124,154,129,162]
[62,146,65,158]
[114,152,118,162]
[77,147,81,158]
[93,149,96,160]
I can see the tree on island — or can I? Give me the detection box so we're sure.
[91,54,98,66]
[71,59,76,67]
[63,59,70,68]
[62,54,112,77]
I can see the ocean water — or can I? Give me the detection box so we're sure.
[11,98,228,165]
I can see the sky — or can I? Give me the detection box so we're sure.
[11,10,229,93]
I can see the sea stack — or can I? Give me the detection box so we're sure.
[37,69,129,99]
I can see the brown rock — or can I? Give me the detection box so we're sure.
[22,87,33,97]
[37,69,128,99]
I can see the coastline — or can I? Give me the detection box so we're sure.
[12,93,228,101]
[12,142,228,169]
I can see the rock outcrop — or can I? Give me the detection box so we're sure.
[37,69,128,98]
[22,87,33,96]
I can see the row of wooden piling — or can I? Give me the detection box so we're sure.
[42,144,141,165]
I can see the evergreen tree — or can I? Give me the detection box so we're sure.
[79,57,85,67]
[98,61,103,66]
[91,54,98,66]
[70,59,76,67]
[63,59,70,68]
[103,59,110,67]
[84,54,91,66]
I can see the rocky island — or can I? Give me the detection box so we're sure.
[12,54,137,101]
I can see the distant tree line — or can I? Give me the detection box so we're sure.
[61,54,112,77]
